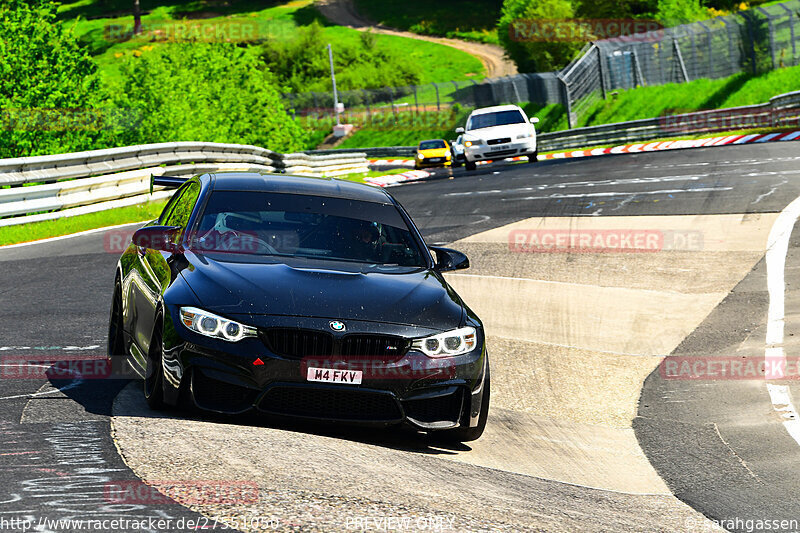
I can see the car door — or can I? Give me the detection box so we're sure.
[131,181,201,357]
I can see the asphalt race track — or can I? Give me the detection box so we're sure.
[3,142,800,531]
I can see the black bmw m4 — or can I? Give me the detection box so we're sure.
[108,172,489,441]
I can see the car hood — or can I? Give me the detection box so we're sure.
[464,124,533,141]
[179,252,465,329]
[419,148,449,157]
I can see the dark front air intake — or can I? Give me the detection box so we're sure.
[261,328,334,359]
[258,386,403,422]
[487,137,512,145]
[192,370,258,413]
[341,335,409,358]
[403,390,464,425]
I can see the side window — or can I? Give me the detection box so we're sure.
[162,182,201,231]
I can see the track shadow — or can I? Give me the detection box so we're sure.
[109,381,473,455]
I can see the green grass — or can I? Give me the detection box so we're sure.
[353,0,502,44]
[60,0,484,90]
[0,200,167,246]
[574,65,800,128]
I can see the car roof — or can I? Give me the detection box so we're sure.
[204,172,394,204]
[469,104,524,116]
[419,139,446,144]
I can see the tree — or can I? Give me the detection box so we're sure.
[0,0,102,157]
[498,0,585,72]
[133,0,142,34]
[111,43,309,152]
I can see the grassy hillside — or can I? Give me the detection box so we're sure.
[59,0,484,91]
[353,0,503,43]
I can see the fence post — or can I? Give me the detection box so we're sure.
[673,39,690,82]
[757,7,777,70]
[632,50,645,87]
[743,12,758,75]
[596,45,607,99]
[721,18,737,76]
[413,85,419,115]
[362,90,372,125]
[558,74,573,129]
[433,83,440,111]
[779,4,797,66]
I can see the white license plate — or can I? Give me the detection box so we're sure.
[489,145,510,152]
[306,367,362,384]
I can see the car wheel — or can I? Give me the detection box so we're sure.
[465,161,476,171]
[528,151,538,163]
[144,324,165,410]
[107,281,124,358]
[438,367,490,442]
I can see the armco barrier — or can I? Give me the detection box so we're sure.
[0,142,367,228]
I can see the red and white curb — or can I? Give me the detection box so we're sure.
[364,130,800,187]
[541,130,800,159]
[369,159,415,168]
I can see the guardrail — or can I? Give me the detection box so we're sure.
[0,142,368,228]
[309,90,800,158]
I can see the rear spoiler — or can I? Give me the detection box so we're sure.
[151,175,189,191]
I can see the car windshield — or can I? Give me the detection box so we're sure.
[419,140,446,150]
[467,110,526,130]
[191,191,428,267]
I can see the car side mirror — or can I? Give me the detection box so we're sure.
[455,127,465,134]
[132,225,182,253]
[530,117,539,124]
[430,246,470,272]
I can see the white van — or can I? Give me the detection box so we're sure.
[456,104,539,171]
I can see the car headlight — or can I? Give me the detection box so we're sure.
[411,327,477,357]
[417,153,425,159]
[179,307,257,342]
[516,132,533,139]
[464,140,483,147]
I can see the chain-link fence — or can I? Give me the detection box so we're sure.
[562,0,800,127]
[283,72,564,125]
[285,1,799,130]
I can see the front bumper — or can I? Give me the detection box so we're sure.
[415,156,451,168]
[465,138,536,162]
[164,315,487,431]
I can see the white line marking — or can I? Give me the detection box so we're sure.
[505,187,732,201]
[0,221,145,250]
[764,193,800,446]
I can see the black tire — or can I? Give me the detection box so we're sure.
[107,281,125,358]
[528,151,538,163]
[439,367,490,442]
[144,324,165,410]
[465,160,476,171]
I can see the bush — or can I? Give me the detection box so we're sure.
[497,0,584,72]
[109,43,308,152]
[0,0,102,157]
[259,22,422,94]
